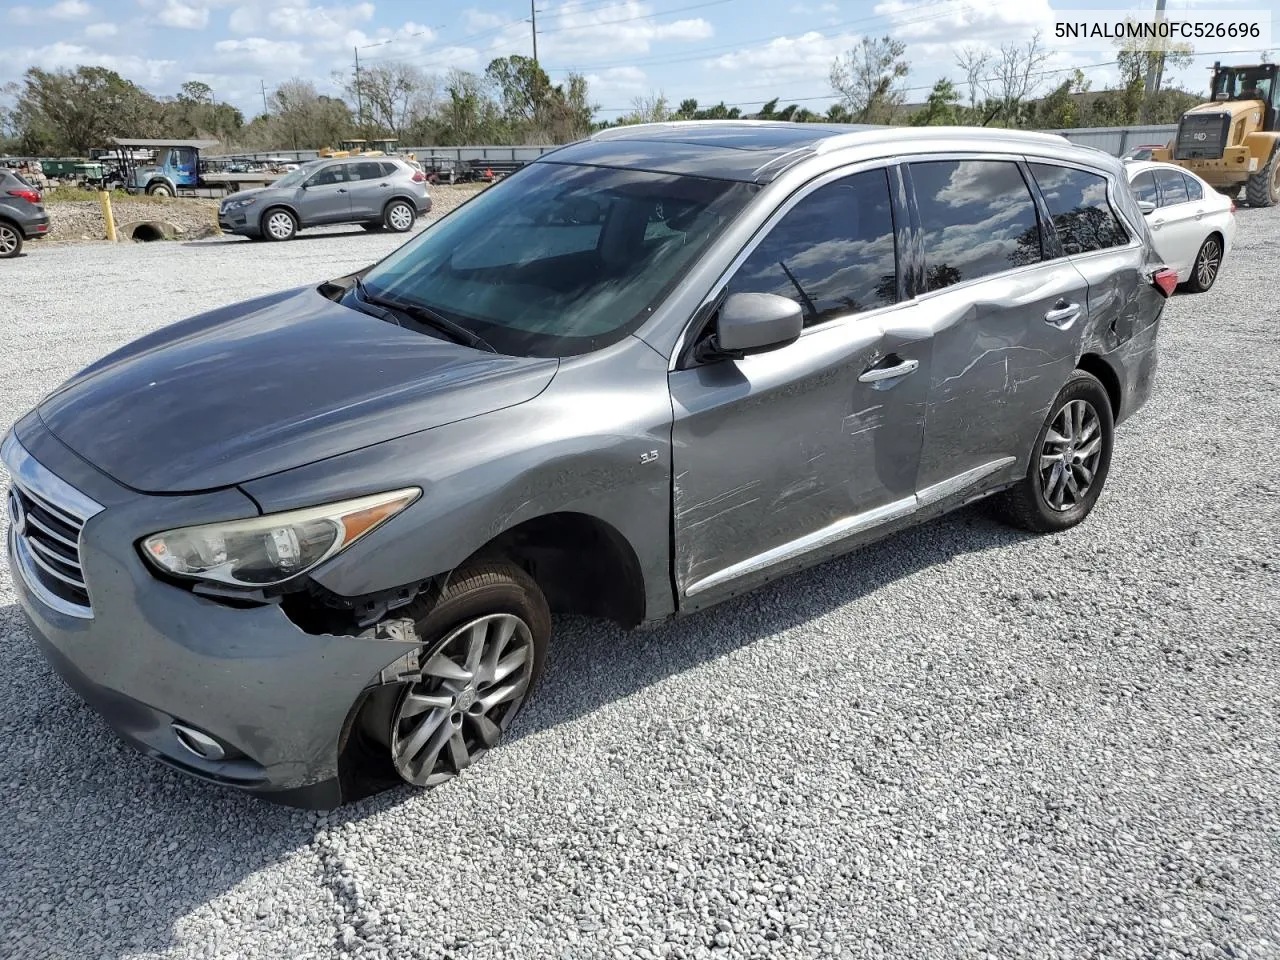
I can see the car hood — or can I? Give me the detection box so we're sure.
[222,186,271,205]
[38,286,558,494]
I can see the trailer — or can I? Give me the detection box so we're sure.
[109,138,285,198]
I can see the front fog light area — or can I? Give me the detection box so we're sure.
[141,488,420,589]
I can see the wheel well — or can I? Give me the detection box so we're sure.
[383,196,416,214]
[461,512,646,628]
[260,204,297,227]
[1077,353,1121,419]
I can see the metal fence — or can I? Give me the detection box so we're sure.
[1041,124,1177,156]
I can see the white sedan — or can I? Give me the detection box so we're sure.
[1125,160,1236,293]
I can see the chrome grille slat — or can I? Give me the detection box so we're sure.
[2,433,103,620]
[26,534,83,571]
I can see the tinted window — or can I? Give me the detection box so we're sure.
[1029,163,1129,255]
[726,168,897,326]
[911,160,1042,291]
[1182,173,1203,201]
[352,161,385,181]
[381,161,400,177]
[307,165,346,187]
[1130,171,1159,205]
[1155,169,1189,206]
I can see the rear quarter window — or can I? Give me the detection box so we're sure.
[1029,163,1130,255]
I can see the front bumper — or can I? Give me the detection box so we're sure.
[2,425,418,807]
[218,207,257,236]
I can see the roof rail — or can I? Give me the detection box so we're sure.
[590,119,810,141]
[812,125,1071,156]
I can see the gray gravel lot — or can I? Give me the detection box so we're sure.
[1,206,1277,960]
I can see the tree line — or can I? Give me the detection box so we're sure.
[0,35,1203,157]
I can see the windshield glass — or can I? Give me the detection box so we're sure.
[271,162,321,189]
[1213,68,1274,102]
[360,161,757,357]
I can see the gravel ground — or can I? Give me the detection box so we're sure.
[0,203,1277,960]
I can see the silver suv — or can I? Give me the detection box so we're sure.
[218,156,431,241]
[5,122,1172,808]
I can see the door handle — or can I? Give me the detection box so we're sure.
[1044,302,1081,330]
[338,188,348,193]
[1195,209,1205,219]
[859,358,919,383]
[1150,218,1163,229]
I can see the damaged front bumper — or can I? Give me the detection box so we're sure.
[3,423,420,808]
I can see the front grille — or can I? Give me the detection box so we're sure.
[2,434,103,619]
[1174,113,1231,161]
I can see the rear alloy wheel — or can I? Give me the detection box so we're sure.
[1185,234,1223,293]
[372,563,550,789]
[1245,145,1280,208]
[384,200,416,233]
[993,371,1114,534]
[263,208,297,241]
[0,222,22,259]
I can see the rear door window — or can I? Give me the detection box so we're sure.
[910,159,1043,291]
[352,161,385,181]
[1182,173,1204,201]
[1154,169,1189,206]
[1028,163,1130,255]
[1130,171,1159,206]
[725,167,898,326]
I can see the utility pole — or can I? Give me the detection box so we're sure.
[260,79,269,116]
[1142,0,1167,122]
[530,0,538,64]
[354,45,365,134]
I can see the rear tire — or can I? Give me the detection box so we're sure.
[384,199,416,233]
[366,563,550,789]
[993,371,1114,534]
[0,221,22,258]
[1245,145,1280,208]
[1184,233,1223,293]
[262,207,297,241]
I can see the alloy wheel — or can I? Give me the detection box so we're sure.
[390,613,534,786]
[0,225,18,256]
[388,203,413,231]
[266,211,294,240]
[1039,399,1103,512]
[1196,238,1221,289]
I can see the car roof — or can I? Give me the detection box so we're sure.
[536,121,1091,183]
[1123,159,1209,182]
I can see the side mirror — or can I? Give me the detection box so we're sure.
[699,292,803,362]
[1136,199,1156,215]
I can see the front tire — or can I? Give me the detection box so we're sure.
[146,182,173,198]
[1184,233,1223,293]
[262,207,297,241]
[0,222,22,258]
[993,371,1114,534]
[375,563,550,789]
[384,199,416,233]
[1245,145,1280,208]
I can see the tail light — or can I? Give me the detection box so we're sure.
[411,170,426,183]
[1152,268,1178,298]
[1229,200,1237,214]
[6,188,41,204]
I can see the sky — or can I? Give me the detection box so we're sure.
[0,0,1273,124]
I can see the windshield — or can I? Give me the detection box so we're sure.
[360,161,757,357]
[1213,68,1275,102]
[271,162,321,189]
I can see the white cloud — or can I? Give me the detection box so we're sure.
[530,1,715,61]
[584,65,650,100]
[84,21,117,37]
[710,31,859,84]
[156,0,209,28]
[213,36,310,69]
[0,41,175,84]
[228,5,259,32]
[52,0,94,19]
[872,0,1053,43]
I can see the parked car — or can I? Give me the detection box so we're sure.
[217,155,431,241]
[0,169,50,258]
[4,123,1172,807]
[1122,144,1166,162]
[1126,160,1236,292]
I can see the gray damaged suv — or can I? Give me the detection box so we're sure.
[4,123,1172,807]
[218,155,431,241]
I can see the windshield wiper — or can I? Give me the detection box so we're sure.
[353,278,497,354]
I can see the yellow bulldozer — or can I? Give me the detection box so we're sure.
[1152,61,1280,207]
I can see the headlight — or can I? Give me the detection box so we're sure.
[140,488,420,588]
[222,196,257,211]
